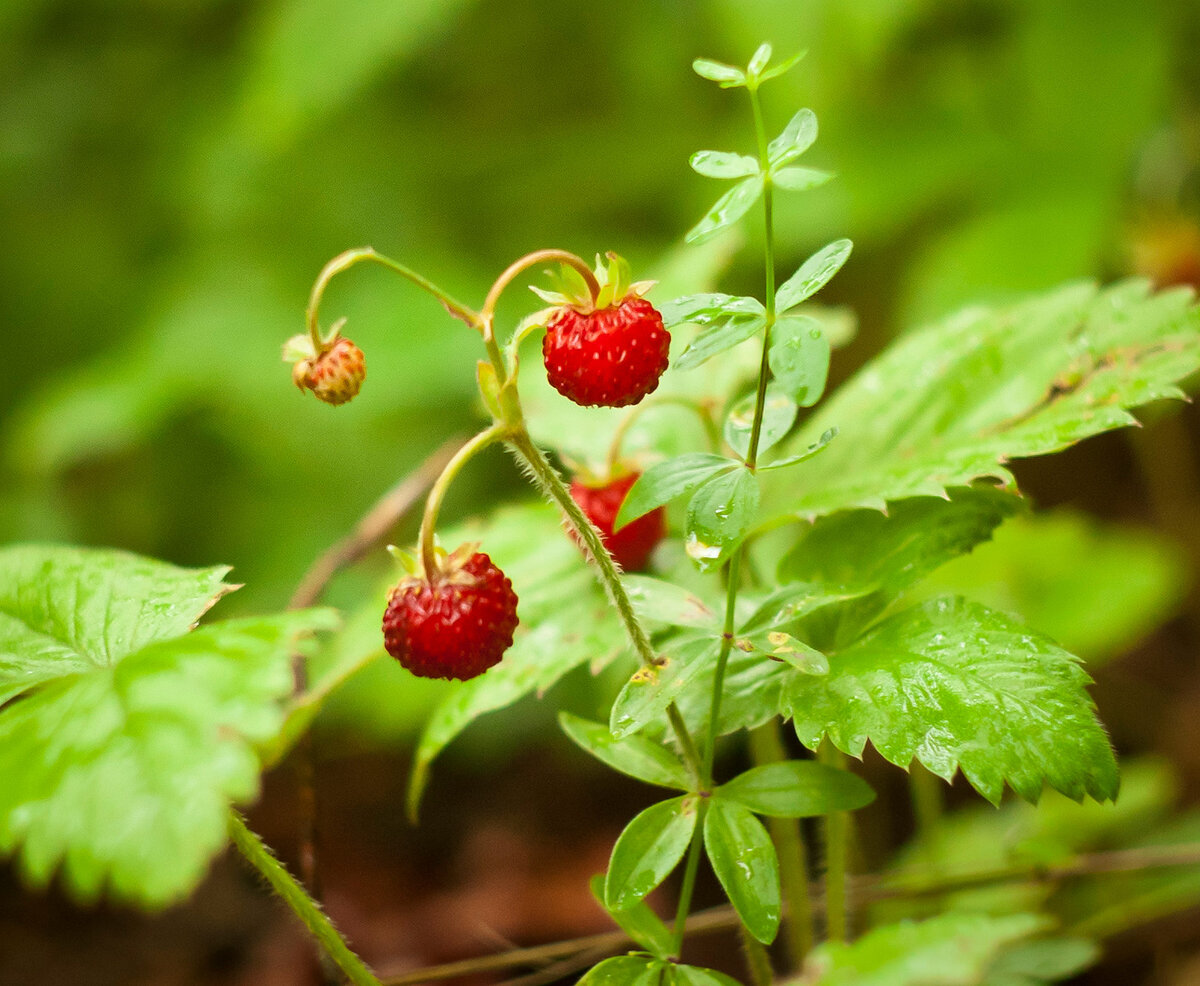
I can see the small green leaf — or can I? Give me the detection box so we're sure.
[736,630,829,675]
[769,315,831,407]
[747,42,772,77]
[674,315,768,372]
[692,58,746,88]
[775,239,853,312]
[559,712,691,790]
[738,581,876,634]
[610,637,716,739]
[674,966,743,986]
[757,49,806,84]
[724,385,797,460]
[806,913,1049,985]
[685,467,760,571]
[690,150,760,180]
[715,760,875,817]
[615,454,738,531]
[589,875,675,960]
[759,427,837,471]
[578,954,660,986]
[658,293,764,330]
[767,109,818,169]
[686,176,764,244]
[785,597,1120,805]
[605,795,699,910]
[772,166,833,192]
[622,575,720,631]
[703,799,780,943]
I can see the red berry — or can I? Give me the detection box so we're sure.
[542,297,670,407]
[293,337,366,405]
[570,472,666,572]
[382,551,519,681]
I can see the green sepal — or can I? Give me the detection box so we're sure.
[692,57,746,89]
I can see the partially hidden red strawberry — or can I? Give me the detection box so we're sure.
[570,472,666,572]
[286,332,366,405]
[536,253,669,408]
[382,548,519,681]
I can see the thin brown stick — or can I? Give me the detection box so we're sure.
[494,944,617,986]
[377,842,1200,986]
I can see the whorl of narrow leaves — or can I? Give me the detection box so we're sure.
[0,545,335,906]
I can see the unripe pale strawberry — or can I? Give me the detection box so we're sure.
[382,550,519,681]
[292,336,366,405]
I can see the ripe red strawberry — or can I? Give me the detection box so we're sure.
[543,297,670,407]
[382,549,519,681]
[291,336,366,405]
[570,472,666,572]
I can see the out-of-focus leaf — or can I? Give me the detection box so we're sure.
[767,109,819,169]
[686,176,764,244]
[690,150,759,180]
[723,385,797,460]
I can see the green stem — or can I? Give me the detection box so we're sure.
[819,743,849,943]
[307,248,480,347]
[228,810,382,986]
[418,425,507,581]
[507,430,705,784]
[481,249,600,333]
[750,722,813,970]
[744,82,777,470]
[909,762,946,875]
[739,923,775,986]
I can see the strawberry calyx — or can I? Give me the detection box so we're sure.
[529,252,655,316]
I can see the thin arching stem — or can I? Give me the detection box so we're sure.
[481,249,600,333]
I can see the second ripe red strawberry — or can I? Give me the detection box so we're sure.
[570,472,665,572]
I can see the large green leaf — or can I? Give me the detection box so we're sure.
[764,280,1200,522]
[805,913,1049,986]
[0,545,235,705]
[0,603,334,906]
[605,795,699,910]
[785,597,1119,805]
[703,798,780,944]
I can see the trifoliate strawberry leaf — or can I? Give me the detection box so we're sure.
[764,280,1200,522]
[704,798,780,943]
[690,150,760,180]
[686,176,764,245]
[767,109,818,169]
[0,594,334,907]
[784,597,1119,805]
[0,545,235,705]
[769,315,831,407]
[724,385,797,460]
[775,239,853,313]
[605,795,699,911]
[804,913,1049,986]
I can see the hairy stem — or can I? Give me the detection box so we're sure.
[228,810,382,986]
[306,248,479,347]
[751,721,814,969]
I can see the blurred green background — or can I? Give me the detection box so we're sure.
[4,1,1200,982]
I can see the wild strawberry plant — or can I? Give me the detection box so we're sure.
[2,41,1200,986]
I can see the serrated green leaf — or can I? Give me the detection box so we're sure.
[806,913,1049,986]
[747,43,772,77]
[690,150,760,180]
[767,109,818,169]
[658,293,764,330]
[716,760,874,818]
[769,315,831,407]
[622,575,720,631]
[0,608,335,907]
[610,637,716,739]
[758,427,837,471]
[674,315,768,372]
[605,795,699,910]
[615,454,738,532]
[692,58,746,88]
[775,240,853,313]
[785,597,1120,805]
[765,281,1200,522]
[589,875,675,960]
[723,385,797,460]
[674,965,744,986]
[685,467,759,571]
[0,545,235,705]
[703,799,780,943]
[778,487,1025,644]
[772,166,833,192]
[559,713,691,790]
[686,176,764,245]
